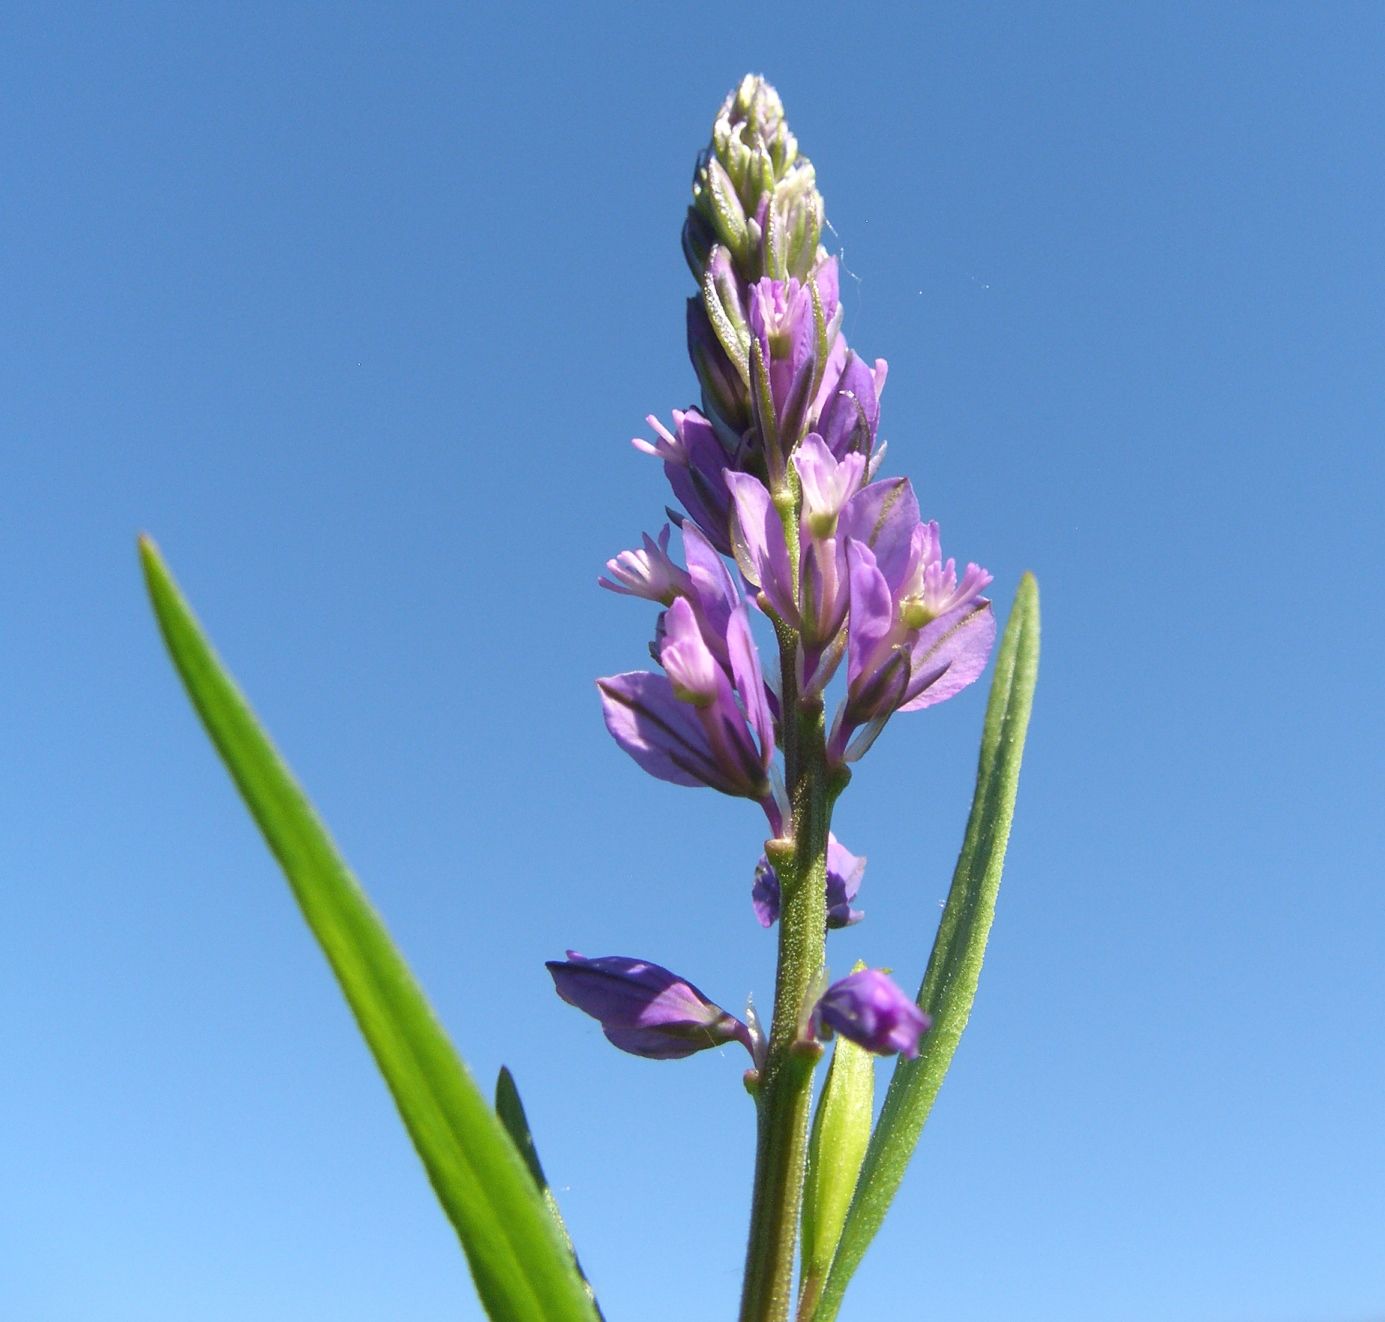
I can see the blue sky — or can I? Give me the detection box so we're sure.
[4,4,1383,1319]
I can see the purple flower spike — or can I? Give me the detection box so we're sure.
[813,969,931,1059]
[547,952,754,1060]
[752,834,866,930]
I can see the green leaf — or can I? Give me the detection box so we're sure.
[139,537,598,1322]
[495,1066,553,1198]
[496,1067,604,1319]
[798,1034,874,1321]
[812,573,1040,1321]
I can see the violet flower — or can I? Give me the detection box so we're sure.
[728,438,924,698]
[633,409,737,556]
[831,511,997,763]
[813,968,931,1059]
[747,259,842,457]
[794,433,866,653]
[817,351,888,464]
[598,525,692,604]
[548,952,754,1061]
[597,572,777,821]
[752,834,866,930]
[725,431,865,640]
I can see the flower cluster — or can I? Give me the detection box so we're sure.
[552,76,994,1066]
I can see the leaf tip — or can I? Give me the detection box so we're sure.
[137,533,168,587]
[496,1064,517,1107]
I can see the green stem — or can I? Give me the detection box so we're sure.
[794,1268,825,1322]
[738,675,834,1322]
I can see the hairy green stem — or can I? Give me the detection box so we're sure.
[738,652,834,1322]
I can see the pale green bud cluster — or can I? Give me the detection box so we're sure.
[682,74,826,284]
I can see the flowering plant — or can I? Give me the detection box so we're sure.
[141,75,1038,1322]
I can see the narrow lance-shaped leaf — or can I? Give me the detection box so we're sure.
[812,573,1040,1320]
[139,536,599,1322]
[495,1067,604,1319]
[797,1031,874,1321]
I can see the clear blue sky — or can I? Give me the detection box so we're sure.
[5,5,1383,1320]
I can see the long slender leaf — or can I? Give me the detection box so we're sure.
[140,536,598,1322]
[496,1067,604,1319]
[813,573,1040,1320]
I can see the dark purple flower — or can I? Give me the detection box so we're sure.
[817,351,888,463]
[751,834,866,930]
[813,969,931,1059]
[547,952,753,1060]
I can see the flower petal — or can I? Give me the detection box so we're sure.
[726,604,776,769]
[597,672,721,788]
[898,600,996,711]
[726,471,796,621]
[842,478,920,591]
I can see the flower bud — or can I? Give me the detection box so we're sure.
[547,952,753,1061]
[684,75,825,285]
[751,835,866,930]
[813,968,931,1058]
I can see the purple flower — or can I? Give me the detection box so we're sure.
[726,433,866,643]
[726,436,886,688]
[548,952,753,1060]
[747,258,843,466]
[687,293,752,443]
[794,433,867,652]
[751,834,866,930]
[597,586,777,817]
[813,969,931,1059]
[634,409,737,556]
[795,433,867,537]
[830,508,996,763]
[726,469,797,623]
[598,525,693,604]
[817,351,888,463]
